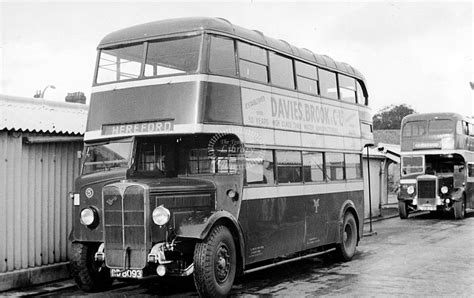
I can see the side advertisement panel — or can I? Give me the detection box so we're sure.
[241,88,361,137]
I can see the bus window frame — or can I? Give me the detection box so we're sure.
[95,43,146,85]
[236,41,269,84]
[206,34,238,78]
[302,151,326,183]
[295,60,319,96]
[401,155,425,177]
[338,74,357,104]
[318,68,339,100]
[94,33,205,86]
[402,120,427,137]
[275,150,303,184]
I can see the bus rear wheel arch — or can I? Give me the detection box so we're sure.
[336,212,358,261]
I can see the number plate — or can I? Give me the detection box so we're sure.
[419,205,437,211]
[110,268,143,279]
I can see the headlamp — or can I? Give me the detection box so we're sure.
[80,207,98,227]
[440,186,448,194]
[152,205,171,226]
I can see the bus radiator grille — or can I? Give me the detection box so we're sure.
[103,184,147,269]
[418,179,436,199]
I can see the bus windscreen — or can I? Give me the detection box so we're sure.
[96,35,202,85]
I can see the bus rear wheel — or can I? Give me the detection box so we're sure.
[336,212,357,261]
[70,242,113,292]
[453,197,466,220]
[193,225,236,297]
[398,201,409,219]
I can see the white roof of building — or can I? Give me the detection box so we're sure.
[0,94,89,135]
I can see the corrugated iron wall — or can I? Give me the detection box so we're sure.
[0,131,82,273]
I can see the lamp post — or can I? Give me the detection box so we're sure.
[364,143,377,236]
[40,85,56,98]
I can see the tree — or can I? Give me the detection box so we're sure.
[372,104,416,130]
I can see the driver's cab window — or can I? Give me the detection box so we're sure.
[135,139,176,177]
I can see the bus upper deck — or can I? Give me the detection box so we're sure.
[86,17,372,152]
[401,112,474,152]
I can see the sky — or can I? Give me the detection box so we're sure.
[0,0,473,116]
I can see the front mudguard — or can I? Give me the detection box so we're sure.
[174,210,245,273]
[397,190,415,203]
[449,187,465,202]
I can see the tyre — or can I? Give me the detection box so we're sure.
[70,242,113,292]
[193,225,236,297]
[398,201,409,219]
[453,197,466,220]
[335,212,358,261]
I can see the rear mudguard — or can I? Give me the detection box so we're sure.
[338,200,361,242]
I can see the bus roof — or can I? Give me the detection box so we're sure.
[98,17,365,80]
[402,112,472,125]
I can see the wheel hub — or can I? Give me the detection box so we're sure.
[215,244,230,282]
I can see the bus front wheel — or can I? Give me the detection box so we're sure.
[453,197,466,220]
[70,242,113,292]
[398,201,409,219]
[336,212,357,261]
[193,225,237,297]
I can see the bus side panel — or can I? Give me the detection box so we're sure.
[240,189,363,265]
[87,82,201,132]
[242,195,306,263]
[326,190,364,245]
[201,82,243,125]
[467,181,474,208]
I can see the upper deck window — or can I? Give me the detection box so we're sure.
[269,52,295,89]
[356,81,366,105]
[319,69,338,100]
[144,35,202,77]
[97,44,143,84]
[402,121,427,137]
[295,61,318,95]
[209,35,236,76]
[339,75,356,103]
[428,119,453,134]
[237,42,268,83]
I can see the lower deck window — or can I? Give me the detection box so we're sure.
[303,152,324,182]
[345,154,362,179]
[276,151,302,183]
[245,149,274,184]
[325,152,344,181]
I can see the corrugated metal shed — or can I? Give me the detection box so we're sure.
[0,94,87,288]
[0,94,88,134]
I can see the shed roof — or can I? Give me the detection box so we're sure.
[99,17,365,80]
[0,94,89,135]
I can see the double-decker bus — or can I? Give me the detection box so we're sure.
[69,17,373,296]
[398,112,474,219]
